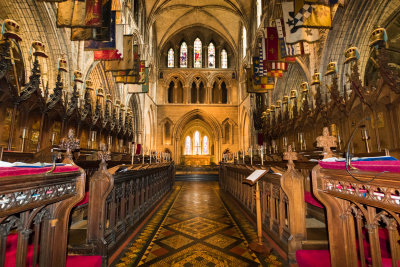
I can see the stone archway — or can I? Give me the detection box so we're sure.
[173,109,222,164]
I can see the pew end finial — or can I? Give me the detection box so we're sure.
[316,127,337,159]
[284,145,298,169]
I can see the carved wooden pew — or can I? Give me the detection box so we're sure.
[70,149,175,265]
[309,163,400,267]
[0,162,86,266]
[220,151,308,263]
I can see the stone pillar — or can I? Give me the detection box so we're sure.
[218,84,222,104]
[188,45,193,68]
[203,45,208,68]
[206,86,211,104]
[173,84,178,103]
[175,46,179,67]
[196,84,200,104]
[216,46,222,68]
[183,86,189,104]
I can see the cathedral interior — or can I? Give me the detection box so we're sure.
[1,0,400,266]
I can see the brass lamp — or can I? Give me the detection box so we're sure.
[283,95,289,104]
[85,80,94,93]
[270,105,276,113]
[276,100,282,109]
[58,57,68,72]
[97,87,105,109]
[301,82,309,95]
[2,19,22,41]
[31,41,48,58]
[74,70,83,83]
[311,72,322,85]
[344,46,360,64]
[325,61,337,76]
[114,99,121,114]
[369,27,387,47]
[290,89,297,99]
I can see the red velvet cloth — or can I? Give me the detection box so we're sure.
[319,161,400,173]
[296,250,331,267]
[0,166,79,177]
[304,191,324,208]
[5,234,101,267]
[75,192,89,207]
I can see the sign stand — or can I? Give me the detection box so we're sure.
[244,169,271,254]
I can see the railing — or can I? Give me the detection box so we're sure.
[0,166,85,267]
[83,159,175,261]
[220,159,307,263]
[312,165,400,267]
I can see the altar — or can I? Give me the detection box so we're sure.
[182,155,213,166]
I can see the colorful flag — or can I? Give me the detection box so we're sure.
[293,1,331,29]
[84,11,116,50]
[93,23,124,60]
[253,57,261,85]
[281,2,319,44]
[103,35,135,71]
[57,0,86,27]
[85,0,103,27]
[265,27,279,61]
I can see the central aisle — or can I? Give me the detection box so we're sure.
[115,181,282,266]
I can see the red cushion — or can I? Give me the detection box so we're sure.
[304,191,324,208]
[0,166,79,177]
[296,250,331,267]
[319,161,400,173]
[5,233,101,267]
[75,192,89,207]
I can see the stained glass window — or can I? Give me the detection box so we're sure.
[194,131,201,154]
[208,43,215,68]
[180,42,187,68]
[168,48,174,68]
[256,0,262,28]
[242,27,247,58]
[185,136,191,155]
[194,38,202,68]
[221,49,228,68]
[203,136,209,154]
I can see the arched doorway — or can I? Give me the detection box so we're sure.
[173,109,222,164]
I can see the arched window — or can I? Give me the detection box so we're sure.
[256,0,262,28]
[168,48,174,68]
[203,136,209,154]
[194,131,201,154]
[180,42,188,68]
[224,124,230,144]
[208,43,215,68]
[185,136,191,155]
[242,26,247,58]
[168,81,174,103]
[221,81,228,103]
[221,49,228,69]
[164,121,171,145]
[194,38,202,68]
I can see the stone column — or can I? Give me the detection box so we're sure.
[188,45,193,68]
[218,84,222,104]
[203,45,208,68]
[196,84,200,104]
[206,86,211,104]
[183,86,189,104]
[216,46,222,68]
[175,46,179,67]
[173,84,178,103]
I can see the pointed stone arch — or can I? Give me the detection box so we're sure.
[172,109,222,162]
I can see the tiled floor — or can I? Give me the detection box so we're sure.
[114,181,283,266]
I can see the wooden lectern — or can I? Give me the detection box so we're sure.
[244,169,271,254]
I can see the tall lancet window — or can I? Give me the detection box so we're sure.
[256,0,262,28]
[208,43,215,68]
[194,131,201,154]
[202,136,209,154]
[180,42,188,68]
[194,38,202,68]
[221,49,228,68]
[242,26,247,58]
[185,136,191,155]
[168,48,174,68]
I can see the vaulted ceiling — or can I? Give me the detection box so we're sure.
[145,0,252,50]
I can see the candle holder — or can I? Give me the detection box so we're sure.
[361,126,370,153]
[21,127,28,152]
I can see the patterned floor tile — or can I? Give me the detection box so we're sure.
[114,181,283,267]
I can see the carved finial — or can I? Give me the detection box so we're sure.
[284,145,298,169]
[98,143,111,164]
[316,127,337,159]
[60,129,80,161]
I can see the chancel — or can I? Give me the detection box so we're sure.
[1,0,400,266]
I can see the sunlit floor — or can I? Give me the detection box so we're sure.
[114,181,284,266]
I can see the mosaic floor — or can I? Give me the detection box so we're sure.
[114,181,283,267]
